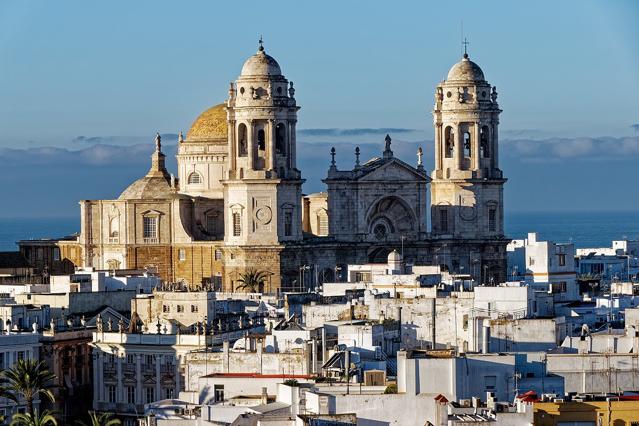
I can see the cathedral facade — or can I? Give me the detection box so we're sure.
[74,43,509,292]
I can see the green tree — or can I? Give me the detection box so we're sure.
[0,359,56,416]
[76,411,121,426]
[9,409,57,426]
[235,269,269,293]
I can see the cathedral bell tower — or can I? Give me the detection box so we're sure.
[431,52,506,239]
[222,40,304,246]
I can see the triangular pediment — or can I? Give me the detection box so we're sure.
[358,158,430,182]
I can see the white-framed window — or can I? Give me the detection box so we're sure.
[191,305,198,313]
[177,305,184,313]
[178,249,186,261]
[143,216,158,242]
[215,249,222,261]
[187,172,202,184]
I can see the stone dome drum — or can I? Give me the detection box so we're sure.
[186,103,228,141]
[447,54,485,82]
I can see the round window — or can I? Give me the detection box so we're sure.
[446,91,452,98]
[482,91,487,97]
[239,87,245,95]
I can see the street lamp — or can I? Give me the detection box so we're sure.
[334,265,342,283]
[299,265,311,292]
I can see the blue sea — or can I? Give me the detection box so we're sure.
[0,212,638,251]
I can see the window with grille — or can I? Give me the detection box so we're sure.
[177,305,184,313]
[232,212,241,236]
[317,211,329,236]
[187,172,202,184]
[488,208,496,232]
[440,209,448,233]
[143,216,158,240]
[163,305,170,313]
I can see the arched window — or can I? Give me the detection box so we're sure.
[463,131,471,158]
[109,216,119,238]
[316,209,329,236]
[238,123,248,157]
[257,129,266,151]
[480,125,490,158]
[275,123,286,155]
[444,127,454,158]
[187,172,202,184]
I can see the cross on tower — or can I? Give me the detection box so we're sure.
[258,35,264,52]
[462,37,470,57]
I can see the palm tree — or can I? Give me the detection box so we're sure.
[235,269,269,293]
[0,359,56,416]
[76,411,121,426]
[9,409,57,426]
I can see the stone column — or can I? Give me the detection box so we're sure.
[92,353,99,405]
[175,355,181,394]
[492,123,499,171]
[434,124,442,171]
[155,354,161,401]
[289,120,297,170]
[455,123,463,170]
[247,120,254,171]
[473,123,481,171]
[268,119,276,172]
[97,352,104,402]
[136,354,142,406]
[229,120,236,172]
[116,354,123,403]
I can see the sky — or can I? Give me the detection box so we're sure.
[0,0,638,217]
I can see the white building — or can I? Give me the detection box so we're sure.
[0,333,41,421]
[49,268,159,294]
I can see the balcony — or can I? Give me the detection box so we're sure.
[108,237,119,244]
[143,237,158,244]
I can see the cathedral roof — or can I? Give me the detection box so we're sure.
[446,54,485,82]
[240,45,282,77]
[118,134,182,200]
[186,103,228,141]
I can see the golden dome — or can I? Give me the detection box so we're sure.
[186,103,228,141]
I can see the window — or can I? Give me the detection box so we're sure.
[145,387,155,404]
[17,351,24,361]
[284,210,293,237]
[463,131,471,158]
[206,212,222,238]
[232,213,241,237]
[165,388,174,399]
[145,355,154,365]
[143,216,158,241]
[257,129,266,151]
[215,249,222,261]
[373,224,387,240]
[488,208,496,232]
[529,257,535,266]
[558,254,566,266]
[238,123,248,157]
[275,123,286,155]
[551,282,567,294]
[187,172,202,184]
[108,385,117,403]
[163,305,170,313]
[444,127,454,158]
[191,305,198,313]
[480,126,490,158]
[484,375,496,391]
[53,248,60,261]
[126,354,135,364]
[177,305,184,313]
[178,249,186,261]
[0,353,4,369]
[126,386,135,404]
[440,209,448,233]
[214,385,225,402]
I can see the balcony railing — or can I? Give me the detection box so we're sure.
[143,237,158,244]
[108,237,119,244]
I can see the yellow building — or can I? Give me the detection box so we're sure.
[534,398,639,426]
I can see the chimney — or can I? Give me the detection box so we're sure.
[261,387,268,405]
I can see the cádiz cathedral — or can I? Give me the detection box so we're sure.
[69,41,508,292]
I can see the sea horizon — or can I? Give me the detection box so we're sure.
[1,210,638,252]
